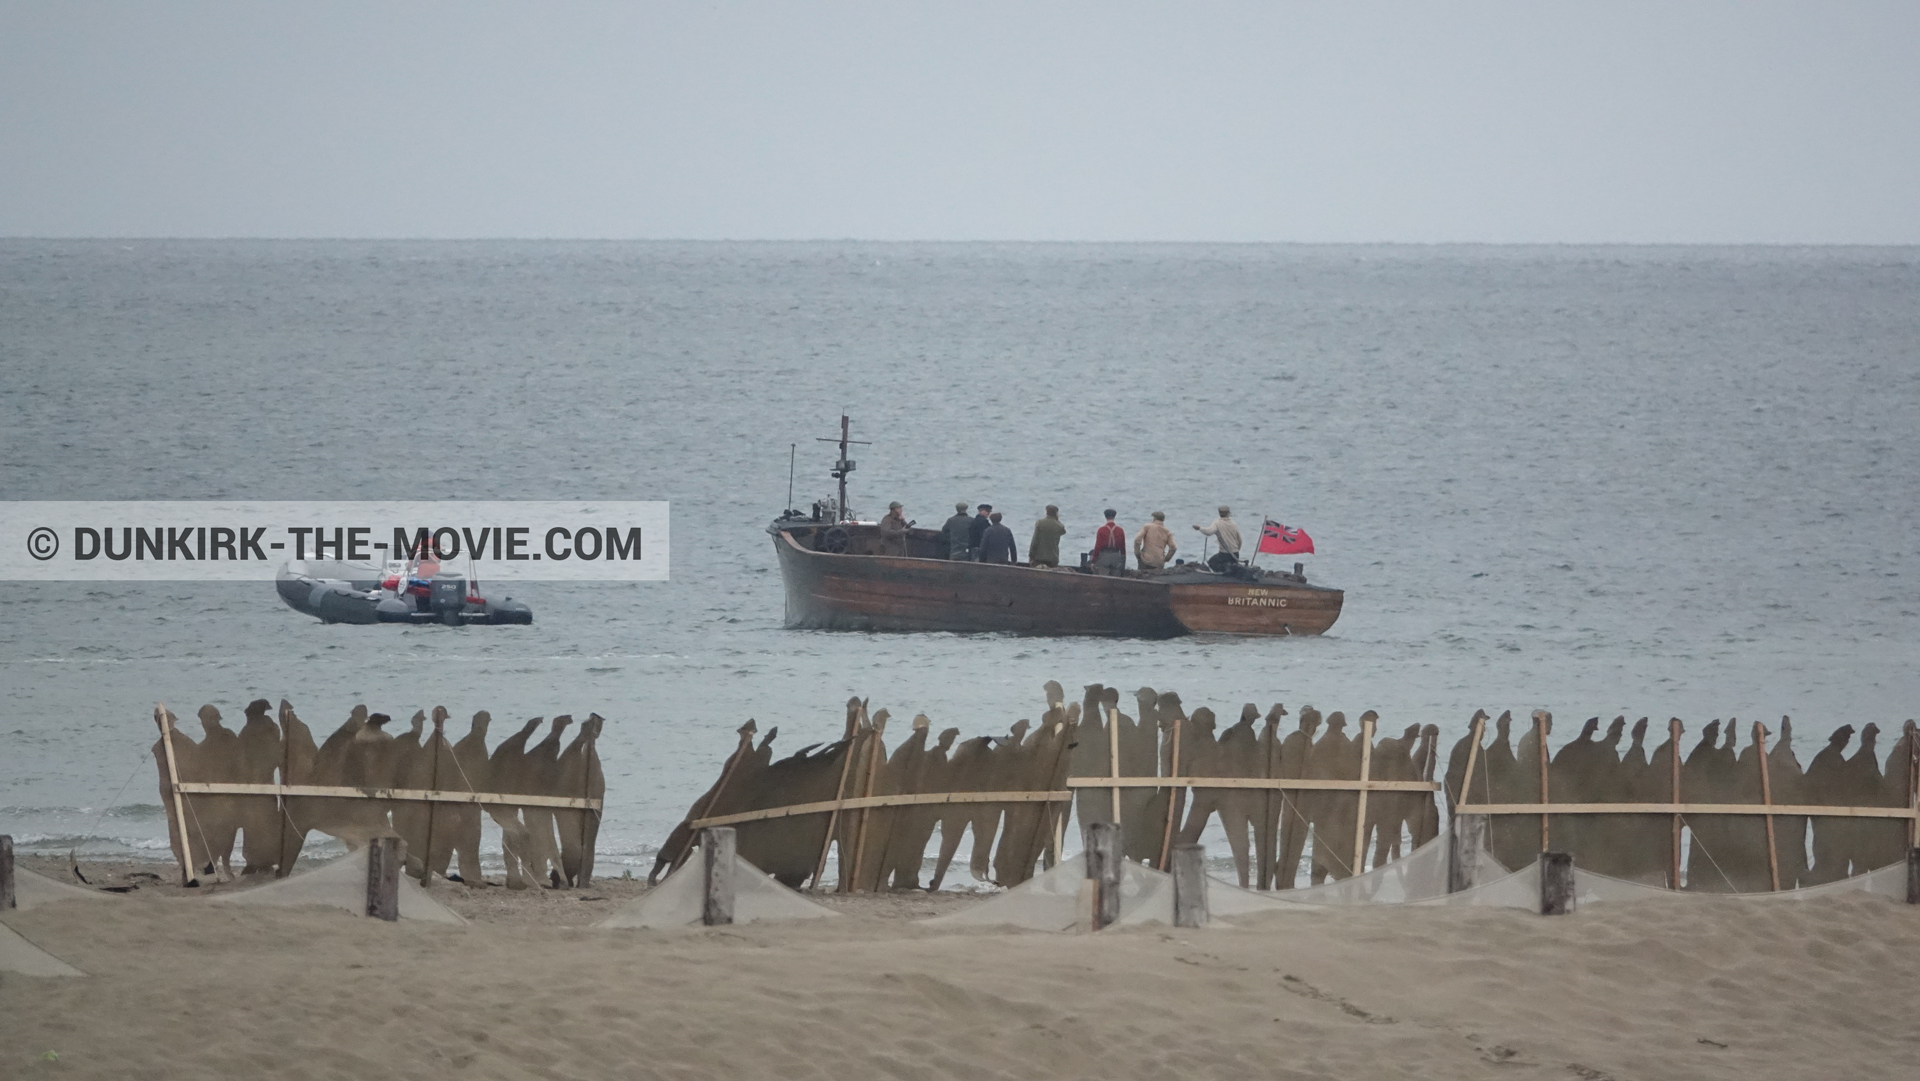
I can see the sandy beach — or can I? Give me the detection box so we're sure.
[5,856,1917,1080]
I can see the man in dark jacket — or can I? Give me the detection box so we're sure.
[966,504,993,560]
[978,512,1018,564]
[941,501,973,559]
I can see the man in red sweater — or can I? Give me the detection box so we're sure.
[1092,509,1127,575]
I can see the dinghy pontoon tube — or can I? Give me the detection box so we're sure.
[275,560,532,625]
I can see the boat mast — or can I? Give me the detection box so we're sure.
[815,414,871,523]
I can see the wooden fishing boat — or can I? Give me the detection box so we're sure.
[766,417,1343,638]
[769,520,1342,637]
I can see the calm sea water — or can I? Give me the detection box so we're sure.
[2,240,1916,874]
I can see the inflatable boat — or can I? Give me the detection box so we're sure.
[275,559,533,626]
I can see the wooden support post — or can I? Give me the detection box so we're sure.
[810,703,866,890]
[1540,851,1574,915]
[157,704,199,887]
[365,836,402,922]
[1668,717,1684,890]
[1172,843,1208,928]
[420,713,444,886]
[1906,847,1919,906]
[848,711,888,892]
[702,827,737,926]
[1107,706,1123,823]
[1449,814,1488,893]
[1351,713,1375,875]
[1456,714,1486,811]
[276,702,295,878]
[1085,821,1122,931]
[1,834,14,910]
[1157,715,1183,871]
[1535,712,1551,853]
[1754,721,1781,892]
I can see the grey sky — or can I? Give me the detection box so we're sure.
[3,1,1916,242]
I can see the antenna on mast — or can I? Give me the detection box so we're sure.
[815,414,872,523]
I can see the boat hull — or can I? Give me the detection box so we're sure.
[771,528,1341,637]
[774,532,1186,637]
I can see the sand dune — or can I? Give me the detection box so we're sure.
[4,859,1917,1080]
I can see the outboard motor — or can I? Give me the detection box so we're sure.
[429,573,468,625]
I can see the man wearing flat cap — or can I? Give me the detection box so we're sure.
[879,501,911,557]
[1194,505,1241,572]
[1134,511,1176,572]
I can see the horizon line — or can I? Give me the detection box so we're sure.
[4,236,1919,248]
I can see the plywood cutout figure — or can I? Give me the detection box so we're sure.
[485,717,546,889]
[1274,706,1322,890]
[1363,723,1421,869]
[1847,723,1904,874]
[888,726,957,889]
[1764,717,1809,889]
[1124,686,1171,864]
[1568,717,1634,879]
[1174,706,1223,849]
[444,710,493,884]
[1483,712,1531,872]
[1547,717,1615,875]
[388,711,433,879]
[1410,724,1442,849]
[555,714,605,888]
[1610,719,1669,885]
[1802,725,1855,885]
[192,704,246,878]
[1068,685,1112,833]
[274,700,321,875]
[929,734,998,890]
[1682,720,1741,892]
[1305,711,1361,883]
[234,698,285,875]
[520,716,575,888]
[1254,704,1288,889]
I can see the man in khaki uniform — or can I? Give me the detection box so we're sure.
[1134,510,1177,571]
[1028,505,1066,567]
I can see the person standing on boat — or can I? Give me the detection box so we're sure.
[978,512,1018,564]
[1092,509,1127,575]
[1194,505,1242,572]
[942,501,973,560]
[1028,505,1066,568]
[966,503,993,560]
[879,502,912,556]
[1134,510,1177,571]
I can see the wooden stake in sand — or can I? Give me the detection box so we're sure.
[1157,713,1183,871]
[1085,821,1121,931]
[1534,711,1551,854]
[1907,848,1919,906]
[156,704,199,887]
[702,827,737,926]
[848,710,889,892]
[810,701,866,890]
[1449,813,1488,894]
[420,712,445,887]
[366,836,402,922]
[1540,851,1574,915]
[1668,717,1684,890]
[1,834,14,910]
[1107,706,1123,823]
[1754,721,1781,893]
[1172,843,1208,928]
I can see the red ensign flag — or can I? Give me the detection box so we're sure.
[1258,519,1314,555]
